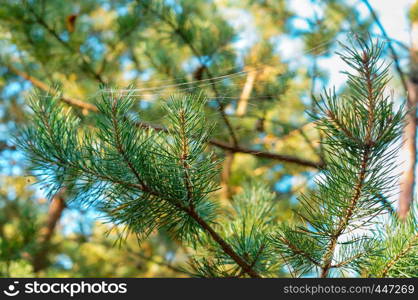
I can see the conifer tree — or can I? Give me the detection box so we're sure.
[1,0,380,275]
[18,37,418,277]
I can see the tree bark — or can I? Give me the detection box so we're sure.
[32,190,66,273]
[220,151,234,201]
[399,23,418,219]
[399,80,417,219]
[236,68,257,116]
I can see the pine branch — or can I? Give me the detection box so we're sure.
[320,41,391,277]
[276,236,321,267]
[178,108,194,207]
[107,95,149,192]
[363,212,418,278]
[320,114,373,277]
[162,94,261,277]
[330,252,368,269]
[270,38,405,278]
[19,91,262,278]
[379,232,418,277]
[189,183,278,277]
[186,208,261,278]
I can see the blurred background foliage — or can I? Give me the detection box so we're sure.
[0,0,413,277]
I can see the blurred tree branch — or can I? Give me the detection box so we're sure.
[138,0,239,146]
[7,65,323,169]
[24,1,106,84]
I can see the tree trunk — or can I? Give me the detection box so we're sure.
[220,151,234,201]
[32,190,66,273]
[236,68,257,116]
[399,81,417,219]
[399,23,418,219]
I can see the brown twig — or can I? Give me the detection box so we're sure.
[209,139,323,169]
[6,64,98,112]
